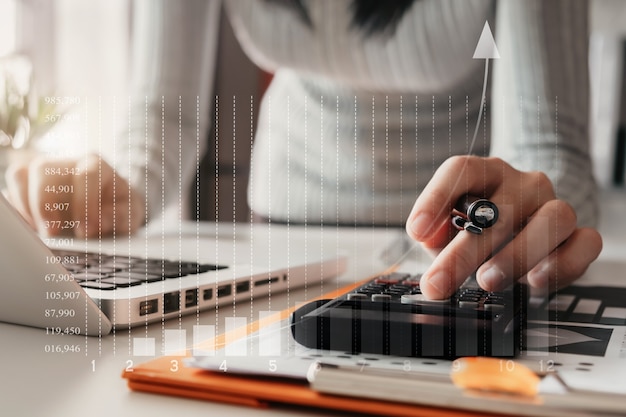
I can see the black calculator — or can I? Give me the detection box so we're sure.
[291,272,527,359]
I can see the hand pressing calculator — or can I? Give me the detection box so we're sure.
[291,272,527,359]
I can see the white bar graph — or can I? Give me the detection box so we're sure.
[133,337,155,356]
[225,317,247,356]
[163,329,187,355]
[259,311,281,356]
[193,325,216,356]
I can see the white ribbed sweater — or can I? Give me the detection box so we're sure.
[123,0,596,227]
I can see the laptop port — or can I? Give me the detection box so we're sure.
[163,291,180,314]
[203,288,213,300]
[185,289,198,308]
[139,299,158,316]
[236,281,250,294]
[254,276,279,287]
[217,284,232,298]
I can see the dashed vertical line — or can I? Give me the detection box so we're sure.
[127,95,132,355]
[97,95,102,357]
[196,95,201,322]
[371,96,375,228]
[465,96,469,153]
[431,96,435,184]
[178,95,183,329]
[160,95,165,336]
[448,95,452,158]
[353,95,357,283]
[112,95,117,356]
[303,94,308,301]
[232,95,236,320]
[399,95,403,228]
[478,92,488,355]
[385,95,389,229]
[415,95,418,209]
[249,94,255,339]
[144,95,152,347]
[267,94,272,312]
[285,94,290,313]
[214,94,219,337]
[83,95,89,356]
[554,94,559,315]
[465,94,470,214]
[519,93,526,320]
[319,94,324,297]
[335,95,339,292]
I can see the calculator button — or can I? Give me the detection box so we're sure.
[390,284,411,291]
[483,303,505,312]
[371,294,392,302]
[460,289,486,297]
[386,289,409,296]
[459,301,479,309]
[347,293,369,301]
[401,294,450,305]
[458,295,480,302]
[364,284,386,291]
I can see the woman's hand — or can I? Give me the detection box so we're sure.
[406,156,602,299]
[5,153,144,238]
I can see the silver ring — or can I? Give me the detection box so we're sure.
[452,196,498,235]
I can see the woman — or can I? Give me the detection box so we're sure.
[5,0,602,299]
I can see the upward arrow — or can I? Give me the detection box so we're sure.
[466,21,499,156]
[473,21,500,59]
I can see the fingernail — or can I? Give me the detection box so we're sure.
[528,264,550,288]
[478,265,506,291]
[422,270,449,299]
[409,213,431,240]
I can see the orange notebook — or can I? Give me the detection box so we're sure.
[121,279,485,417]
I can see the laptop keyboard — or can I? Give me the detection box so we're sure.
[51,249,227,290]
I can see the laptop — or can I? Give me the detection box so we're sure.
[0,192,347,335]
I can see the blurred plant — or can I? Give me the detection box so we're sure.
[0,55,57,150]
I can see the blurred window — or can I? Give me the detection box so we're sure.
[0,0,17,57]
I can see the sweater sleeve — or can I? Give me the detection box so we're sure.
[115,0,220,222]
[491,0,598,227]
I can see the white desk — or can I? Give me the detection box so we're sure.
[0,221,402,416]
[1,190,624,416]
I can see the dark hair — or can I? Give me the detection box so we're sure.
[267,0,416,36]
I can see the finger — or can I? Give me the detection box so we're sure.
[420,215,458,252]
[4,162,36,228]
[525,227,602,291]
[476,199,578,292]
[406,156,505,241]
[419,200,516,299]
[419,175,557,300]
